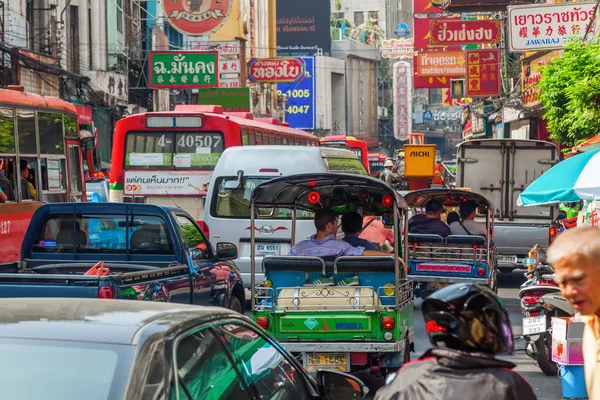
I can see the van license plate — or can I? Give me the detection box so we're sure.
[498,256,518,264]
[255,244,280,256]
[523,316,546,336]
[305,353,350,372]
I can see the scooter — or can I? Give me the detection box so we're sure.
[519,264,576,376]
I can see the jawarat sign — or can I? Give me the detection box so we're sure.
[466,49,501,97]
[197,88,250,111]
[430,20,501,45]
[124,171,212,196]
[149,52,218,89]
[416,51,466,77]
[508,2,597,52]
[163,0,232,36]
[393,61,412,141]
[381,39,414,59]
[248,57,306,83]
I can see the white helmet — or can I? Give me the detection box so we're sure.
[384,159,394,167]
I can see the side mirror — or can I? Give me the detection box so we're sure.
[216,242,238,261]
[224,170,244,190]
[316,370,368,400]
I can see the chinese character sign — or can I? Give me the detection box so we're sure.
[277,56,316,130]
[393,61,412,141]
[466,49,500,97]
[149,52,219,89]
[508,3,597,51]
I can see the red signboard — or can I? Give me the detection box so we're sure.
[163,0,232,36]
[415,264,472,273]
[75,104,93,125]
[247,58,306,83]
[414,70,453,89]
[430,20,501,45]
[414,18,460,51]
[414,0,444,14]
[466,49,501,97]
[415,51,466,78]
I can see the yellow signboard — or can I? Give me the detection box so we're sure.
[404,144,437,178]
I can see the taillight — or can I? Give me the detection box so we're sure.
[529,311,540,317]
[382,316,395,330]
[256,316,269,329]
[197,221,210,238]
[523,295,540,305]
[549,225,557,243]
[477,267,485,276]
[98,285,116,299]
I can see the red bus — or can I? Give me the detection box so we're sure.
[368,153,389,178]
[0,86,90,263]
[320,135,370,174]
[109,105,319,219]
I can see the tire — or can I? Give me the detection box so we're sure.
[228,296,243,314]
[404,336,411,364]
[489,270,498,294]
[535,334,558,376]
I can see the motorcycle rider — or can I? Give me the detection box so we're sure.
[375,283,537,400]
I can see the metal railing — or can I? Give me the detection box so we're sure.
[408,243,495,264]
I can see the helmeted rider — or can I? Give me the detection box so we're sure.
[381,159,403,186]
[375,283,537,400]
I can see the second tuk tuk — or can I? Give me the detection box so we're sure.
[404,189,499,297]
[250,173,414,377]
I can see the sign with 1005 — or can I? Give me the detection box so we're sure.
[277,56,316,130]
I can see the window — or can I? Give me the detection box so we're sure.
[17,109,36,154]
[368,11,378,23]
[116,0,124,33]
[0,156,17,202]
[38,113,64,155]
[0,107,15,153]
[216,323,312,400]
[40,157,67,197]
[248,132,255,146]
[64,115,78,138]
[67,145,82,193]
[19,158,38,201]
[333,12,344,20]
[242,132,249,145]
[172,328,252,400]
[354,12,364,25]
[429,88,443,105]
[275,136,282,145]
[174,214,208,260]
[324,157,368,175]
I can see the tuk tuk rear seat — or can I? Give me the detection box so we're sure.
[407,234,488,262]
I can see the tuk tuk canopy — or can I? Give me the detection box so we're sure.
[403,189,494,211]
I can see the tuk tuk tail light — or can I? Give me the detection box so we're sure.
[308,191,321,204]
[477,267,486,276]
[382,316,395,330]
[256,316,269,329]
[549,225,558,244]
[381,195,393,208]
[357,189,369,201]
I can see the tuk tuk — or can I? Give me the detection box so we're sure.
[404,189,498,297]
[250,173,414,377]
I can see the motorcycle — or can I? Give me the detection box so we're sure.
[519,264,576,376]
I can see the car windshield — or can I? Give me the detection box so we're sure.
[0,339,134,399]
[86,181,107,202]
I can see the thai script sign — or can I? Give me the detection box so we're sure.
[430,20,501,45]
[124,171,212,196]
[507,2,597,52]
[277,56,316,130]
[381,38,414,59]
[416,264,472,273]
[466,49,501,97]
[149,52,218,89]
[393,61,412,141]
[415,51,466,77]
[521,51,560,107]
[197,88,250,111]
[276,0,331,54]
[185,40,243,88]
[248,57,306,83]
[164,0,232,36]
[414,18,461,51]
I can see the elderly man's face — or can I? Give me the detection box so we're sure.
[555,256,600,316]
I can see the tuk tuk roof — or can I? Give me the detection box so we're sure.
[403,188,494,209]
[251,173,408,211]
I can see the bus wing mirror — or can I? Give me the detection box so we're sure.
[224,170,244,190]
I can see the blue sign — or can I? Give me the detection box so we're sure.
[395,23,410,36]
[277,56,316,130]
[423,110,433,121]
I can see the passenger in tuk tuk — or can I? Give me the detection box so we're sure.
[341,212,378,251]
[408,200,451,237]
[449,200,487,237]
[360,212,395,247]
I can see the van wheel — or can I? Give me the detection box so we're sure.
[228,296,243,314]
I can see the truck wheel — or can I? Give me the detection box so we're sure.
[228,296,243,314]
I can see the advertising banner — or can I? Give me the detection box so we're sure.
[521,51,560,107]
[414,17,460,51]
[381,39,414,59]
[393,61,412,141]
[276,0,331,54]
[277,56,316,130]
[466,49,501,97]
[507,2,597,52]
[149,52,218,89]
[164,0,232,36]
[414,0,444,14]
[430,20,501,45]
[248,58,307,83]
[124,171,212,196]
[416,50,466,77]
[197,88,250,111]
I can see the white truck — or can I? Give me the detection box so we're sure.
[456,139,559,273]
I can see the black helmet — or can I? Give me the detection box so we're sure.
[422,283,514,355]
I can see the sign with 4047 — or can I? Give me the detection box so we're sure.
[149,51,219,89]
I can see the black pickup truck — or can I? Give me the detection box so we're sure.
[0,203,245,311]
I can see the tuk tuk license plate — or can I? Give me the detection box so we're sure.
[255,244,280,256]
[522,316,546,336]
[304,353,350,372]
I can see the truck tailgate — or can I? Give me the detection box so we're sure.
[0,274,100,298]
[494,222,549,258]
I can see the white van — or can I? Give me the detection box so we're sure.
[203,146,368,287]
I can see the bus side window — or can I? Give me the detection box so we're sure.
[67,145,83,194]
[0,157,16,202]
[248,132,255,146]
[242,131,249,145]
[283,137,288,145]
[18,158,38,201]
[255,133,262,145]
[275,136,282,145]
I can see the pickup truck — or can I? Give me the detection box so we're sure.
[456,139,559,273]
[0,203,245,311]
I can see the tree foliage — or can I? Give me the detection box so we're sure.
[539,39,600,147]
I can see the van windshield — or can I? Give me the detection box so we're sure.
[211,176,314,219]
[324,157,368,175]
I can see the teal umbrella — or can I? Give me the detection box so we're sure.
[518,148,600,206]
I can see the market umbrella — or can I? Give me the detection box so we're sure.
[518,148,600,206]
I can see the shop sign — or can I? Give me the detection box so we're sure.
[430,20,501,45]
[75,105,93,125]
[414,0,444,14]
[197,88,250,111]
[381,38,414,59]
[277,56,316,130]
[164,0,232,36]
[507,2,597,52]
[414,74,453,89]
[248,57,306,83]
[393,61,412,141]
[149,52,219,89]
[521,50,560,107]
[416,51,466,78]
[186,40,243,89]
[466,49,500,97]
[414,17,460,51]
[124,170,212,196]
